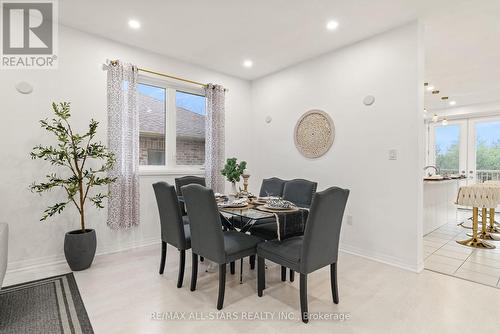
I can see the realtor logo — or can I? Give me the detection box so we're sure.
[1,0,58,68]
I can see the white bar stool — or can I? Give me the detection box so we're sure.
[484,181,500,232]
[456,185,500,249]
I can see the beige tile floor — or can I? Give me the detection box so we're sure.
[5,241,500,333]
[424,210,500,288]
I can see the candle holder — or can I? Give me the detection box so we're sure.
[242,174,250,193]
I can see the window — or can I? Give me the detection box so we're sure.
[138,83,166,166]
[176,91,206,166]
[434,125,460,174]
[138,78,206,169]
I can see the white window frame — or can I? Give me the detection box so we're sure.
[138,74,206,175]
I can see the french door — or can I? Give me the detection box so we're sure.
[428,116,500,185]
[469,117,500,183]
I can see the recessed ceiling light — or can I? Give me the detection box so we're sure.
[426,85,435,91]
[449,100,456,106]
[128,19,141,29]
[326,20,339,31]
[243,60,253,68]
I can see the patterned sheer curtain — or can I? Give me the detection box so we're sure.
[205,84,226,193]
[106,61,140,229]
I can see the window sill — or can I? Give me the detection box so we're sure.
[139,167,205,177]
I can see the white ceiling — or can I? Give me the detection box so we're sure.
[60,0,500,110]
[424,1,500,111]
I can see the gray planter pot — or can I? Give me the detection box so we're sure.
[64,229,96,271]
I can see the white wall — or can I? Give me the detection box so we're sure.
[1,22,425,273]
[0,26,252,271]
[248,23,424,271]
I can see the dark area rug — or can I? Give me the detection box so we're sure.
[0,273,93,333]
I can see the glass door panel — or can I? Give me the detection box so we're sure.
[435,125,460,174]
[428,120,467,180]
[470,118,500,183]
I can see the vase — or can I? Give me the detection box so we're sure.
[64,229,97,271]
[231,182,238,195]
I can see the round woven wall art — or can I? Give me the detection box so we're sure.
[294,109,335,158]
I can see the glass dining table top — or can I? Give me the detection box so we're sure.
[177,196,274,221]
[218,206,275,221]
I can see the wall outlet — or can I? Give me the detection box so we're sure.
[346,215,353,226]
[388,149,398,160]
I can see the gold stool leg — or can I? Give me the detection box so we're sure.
[477,208,499,241]
[458,207,495,249]
[486,208,500,234]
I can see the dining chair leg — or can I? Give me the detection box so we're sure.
[281,266,286,281]
[240,258,243,284]
[289,269,295,282]
[177,250,185,288]
[200,256,204,262]
[300,273,309,323]
[190,253,198,291]
[250,255,256,270]
[230,261,235,275]
[257,256,265,297]
[217,264,226,310]
[159,241,167,275]
[331,262,339,304]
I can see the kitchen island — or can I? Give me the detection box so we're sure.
[423,178,461,235]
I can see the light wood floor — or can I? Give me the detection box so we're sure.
[5,244,500,333]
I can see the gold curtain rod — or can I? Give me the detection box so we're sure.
[109,59,208,88]
[138,67,208,88]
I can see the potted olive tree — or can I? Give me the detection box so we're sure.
[221,157,247,195]
[30,102,116,271]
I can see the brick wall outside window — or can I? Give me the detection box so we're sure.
[139,135,204,166]
[176,138,205,165]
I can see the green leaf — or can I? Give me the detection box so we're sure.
[220,158,247,183]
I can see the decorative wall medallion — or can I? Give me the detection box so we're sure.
[294,109,335,158]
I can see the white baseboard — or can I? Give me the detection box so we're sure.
[340,243,423,273]
[6,236,161,274]
[8,238,424,275]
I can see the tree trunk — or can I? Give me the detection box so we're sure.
[78,177,85,232]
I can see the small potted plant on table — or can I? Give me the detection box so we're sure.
[30,102,116,271]
[221,157,247,195]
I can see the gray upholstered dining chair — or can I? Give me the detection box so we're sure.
[243,177,287,270]
[252,179,318,239]
[282,178,318,209]
[256,186,349,323]
[229,177,286,231]
[175,175,206,215]
[250,178,318,239]
[251,178,318,281]
[153,182,191,288]
[174,176,207,262]
[259,177,287,197]
[182,184,263,310]
[175,176,206,196]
